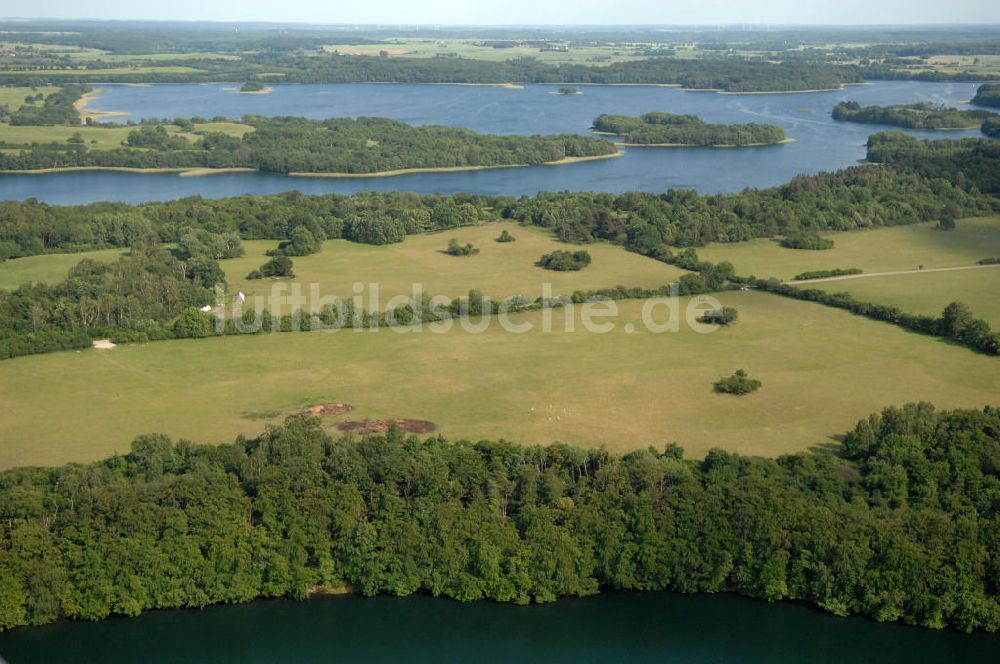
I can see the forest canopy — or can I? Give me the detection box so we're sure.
[832,101,995,130]
[592,112,787,146]
[0,404,996,633]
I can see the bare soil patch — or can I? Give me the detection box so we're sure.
[336,419,437,434]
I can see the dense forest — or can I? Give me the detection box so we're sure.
[864,132,1000,194]
[0,404,997,632]
[972,83,1000,108]
[0,115,617,174]
[592,112,787,146]
[832,101,995,130]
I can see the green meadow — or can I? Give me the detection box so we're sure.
[0,121,253,151]
[0,248,129,289]
[698,216,1000,280]
[0,291,996,469]
[0,86,59,112]
[815,267,1000,326]
[224,223,688,303]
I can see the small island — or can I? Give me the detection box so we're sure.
[832,101,994,130]
[239,81,272,94]
[592,112,789,147]
[556,86,581,95]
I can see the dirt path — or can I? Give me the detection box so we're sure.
[788,263,1000,285]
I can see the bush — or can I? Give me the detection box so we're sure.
[698,307,738,325]
[445,239,479,256]
[259,255,294,278]
[780,231,834,250]
[714,369,761,395]
[978,257,1000,265]
[246,269,263,280]
[496,230,516,243]
[537,250,592,271]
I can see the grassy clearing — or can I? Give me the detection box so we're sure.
[815,268,1000,326]
[0,121,253,150]
[698,217,1000,280]
[224,222,687,304]
[0,86,59,112]
[0,291,996,468]
[0,249,129,290]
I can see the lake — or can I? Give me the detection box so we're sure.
[0,80,987,204]
[1,591,997,663]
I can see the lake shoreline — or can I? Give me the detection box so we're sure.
[0,152,622,179]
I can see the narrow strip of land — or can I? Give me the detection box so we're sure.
[787,263,1000,284]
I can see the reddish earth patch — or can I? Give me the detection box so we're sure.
[336,419,437,434]
[305,403,354,416]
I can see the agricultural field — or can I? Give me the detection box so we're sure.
[223,222,687,304]
[0,248,129,289]
[697,216,1000,280]
[322,40,653,65]
[814,267,1000,326]
[1,291,997,468]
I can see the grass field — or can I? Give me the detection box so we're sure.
[223,223,688,304]
[0,248,129,289]
[0,86,59,112]
[1,291,996,468]
[0,121,253,150]
[698,217,1000,280]
[815,268,1000,326]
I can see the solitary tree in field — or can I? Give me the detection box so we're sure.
[938,205,960,231]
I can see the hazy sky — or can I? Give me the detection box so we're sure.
[2,0,998,26]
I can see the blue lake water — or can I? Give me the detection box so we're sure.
[0,80,989,204]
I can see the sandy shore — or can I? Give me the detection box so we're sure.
[238,87,274,95]
[290,151,622,178]
[0,154,621,178]
[73,88,129,121]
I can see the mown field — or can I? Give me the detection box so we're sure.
[815,267,1000,326]
[224,223,688,304]
[1,291,997,468]
[698,216,1000,280]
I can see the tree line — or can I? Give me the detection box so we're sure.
[592,112,787,146]
[0,404,996,632]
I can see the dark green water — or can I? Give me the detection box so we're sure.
[0,592,995,663]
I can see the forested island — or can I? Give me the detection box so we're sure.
[592,112,788,146]
[832,100,996,130]
[972,83,1000,108]
[0,404,997,633]
[0,115,619,175]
